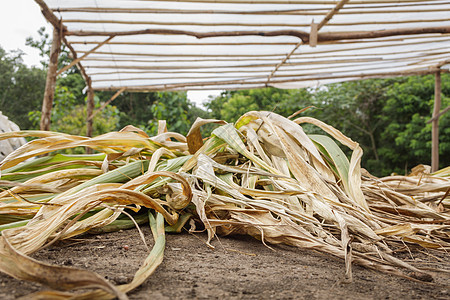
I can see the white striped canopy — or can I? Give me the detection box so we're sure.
[36,0,450,91]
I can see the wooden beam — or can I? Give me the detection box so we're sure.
[64,19,313,27]
[53,5,448,15]
[108,0,446,4]
[70,40,300,46]
[64,18,450,28]
[40,26,61,131]
[86,80,95,139]
[77,51,285,58]
[319,26,450,42]
[65,26,450,42]
[56,36,115,76]
[69,33,449,46]
[432,70,441,172]
[56,7,328,15]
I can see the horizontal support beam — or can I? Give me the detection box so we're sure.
[109,0,449,5]
[53,6,449,15]
[66,26,450,45]
[62,18,450,27]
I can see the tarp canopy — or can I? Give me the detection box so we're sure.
[36,0,450,91]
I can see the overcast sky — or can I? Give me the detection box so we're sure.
[0,0,221,105]
[0,0,51,67]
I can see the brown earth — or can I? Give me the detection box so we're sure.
[0,227,449,299]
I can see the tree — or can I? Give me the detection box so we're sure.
[206,76,450,176]
[205,87,313,122]
[0,46,46,130]
[28,85,120,137]
[110,91,158,130]
[379,74,450,173]
[148,92,193,135]
[311,78,402,175]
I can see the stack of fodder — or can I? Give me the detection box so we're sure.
[0,111,26,161]
[0,111,448,299]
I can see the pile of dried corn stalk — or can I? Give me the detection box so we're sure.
[0,111,448,299]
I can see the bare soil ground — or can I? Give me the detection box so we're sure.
[0,227,449,299]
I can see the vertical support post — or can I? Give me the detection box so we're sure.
[40,27,61,131]
[86,78,94,154]
[86,81,94,138]
[432,70,441,172]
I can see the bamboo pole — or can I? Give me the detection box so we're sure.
[77,51,286,58]
[64,19,313,27]
[94,75,264,82]
[83,57,282,63]
[432,70,441,172]
[40,26,61,131]
[64,17,449,27]
[56,7,329,15]
[319,26,450,42]
[71,41,300,46]
[52,6,449,15]
[124,0,443,4]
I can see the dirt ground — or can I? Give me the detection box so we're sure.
[0,226,449,300]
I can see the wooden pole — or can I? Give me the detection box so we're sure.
[86,78,95,138]
[65,26,450,41]
[86,78,95,154]
[40,27,61,131]
[432,70,441,172]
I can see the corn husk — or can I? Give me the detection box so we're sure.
[0,111,448,299]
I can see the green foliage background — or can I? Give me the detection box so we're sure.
[206,77,450,176]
